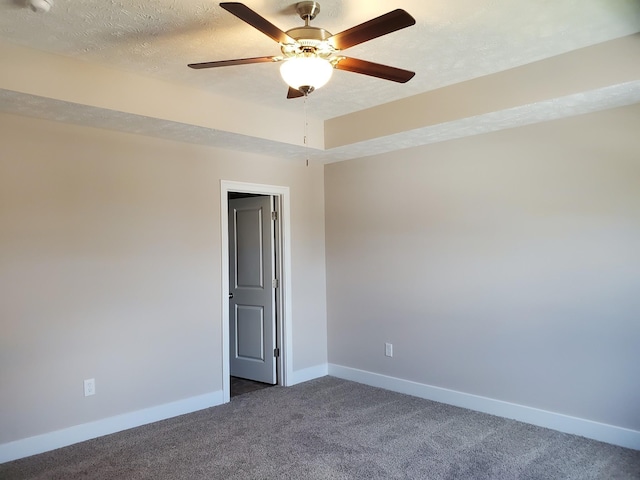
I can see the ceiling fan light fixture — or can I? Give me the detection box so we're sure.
[279,56,333,93]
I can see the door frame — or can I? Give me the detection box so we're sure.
[220,180,293,403]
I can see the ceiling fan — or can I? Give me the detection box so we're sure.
[188,1,416,98]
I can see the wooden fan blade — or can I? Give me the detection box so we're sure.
[334,57,415,83]
[188,56,280,69]
[329,9,415,51]
[287,87,305,99]
[220,2,295,44]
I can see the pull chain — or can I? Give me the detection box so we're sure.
[304,94,309,167]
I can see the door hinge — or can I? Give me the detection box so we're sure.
[272,278,279,288]
[271,211,278,221]
[274,347,280,358]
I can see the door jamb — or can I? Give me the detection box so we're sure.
[220,180,293,403]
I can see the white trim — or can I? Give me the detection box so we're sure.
[220,181,293,400]
[328,364,640,451]
[0,391,223,463]
[289,364,328,386]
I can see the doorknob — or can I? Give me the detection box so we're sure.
[228,293,234,299]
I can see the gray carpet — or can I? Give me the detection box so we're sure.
[1,376,639,479]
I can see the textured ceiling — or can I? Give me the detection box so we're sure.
[1,0,639,161]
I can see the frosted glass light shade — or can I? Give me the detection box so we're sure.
[280,56,333,91]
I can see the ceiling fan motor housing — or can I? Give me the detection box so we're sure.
[279,2,336,59]
[281,26,335,58]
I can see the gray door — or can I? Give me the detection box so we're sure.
[228,195,276,384]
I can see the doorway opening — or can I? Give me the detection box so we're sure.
[220,181,292,403]
[230,376,274,398]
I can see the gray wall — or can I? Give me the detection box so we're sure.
[325,104,640,431]
[0,112,327,444]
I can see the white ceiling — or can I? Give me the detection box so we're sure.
[1,0,639,162]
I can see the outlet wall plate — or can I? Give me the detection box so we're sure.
[84,378,96,397]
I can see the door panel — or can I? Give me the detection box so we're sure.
[229,195,276,384]
[235,208,264,288]
[235,305,264,361]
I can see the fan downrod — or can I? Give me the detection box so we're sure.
[296,1,320,24]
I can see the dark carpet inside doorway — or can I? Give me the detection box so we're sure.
[230,376,273,398]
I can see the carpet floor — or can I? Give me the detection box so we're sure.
[1,376,638,479]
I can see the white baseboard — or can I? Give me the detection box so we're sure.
[4,367,637,463]
[328,364,640,451]
[0,390,224,464]
[288,363,328,386]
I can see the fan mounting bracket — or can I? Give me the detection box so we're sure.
[296,1,321,23]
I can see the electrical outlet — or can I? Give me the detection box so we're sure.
[84,378,96,397]
[385,343,393,357]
